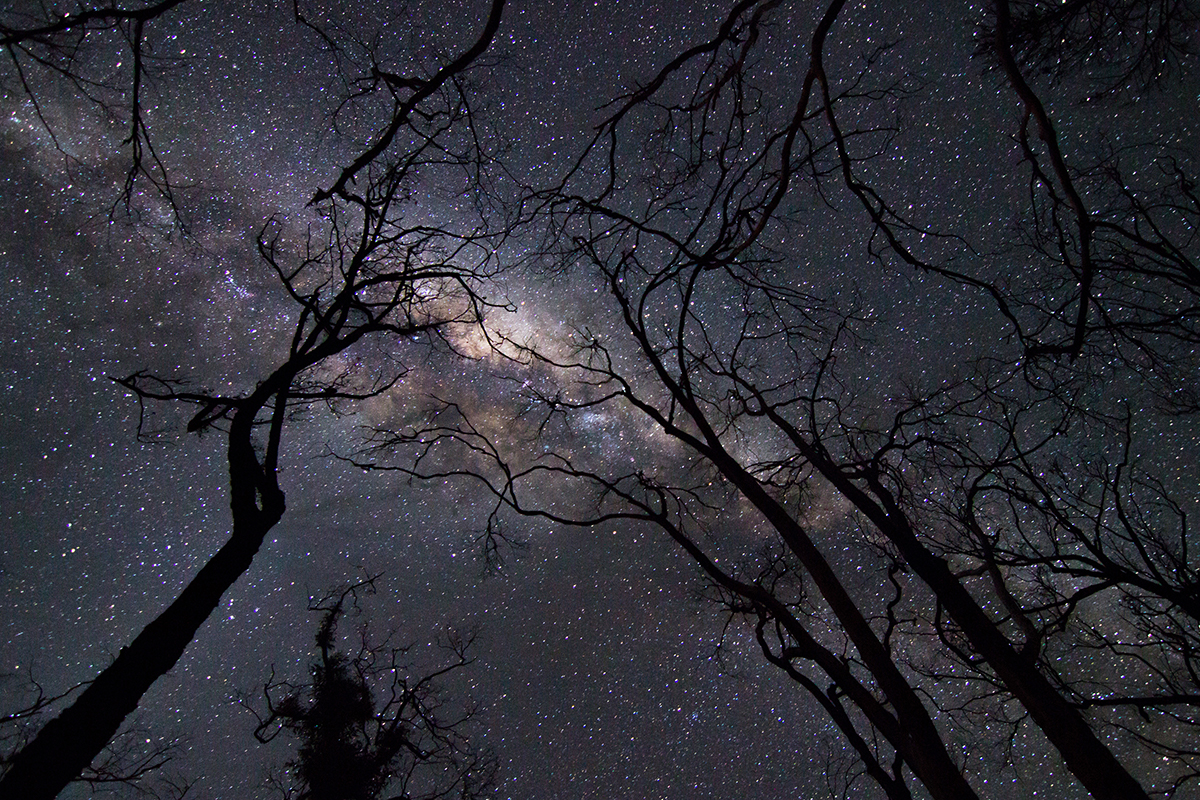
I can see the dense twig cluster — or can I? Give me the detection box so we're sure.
[1,0,1197,797]
[247,579,496,800]
[356,1,1199,797]
[0,2,507,797]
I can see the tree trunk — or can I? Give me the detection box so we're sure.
[0,504,282,800]
[775,413,1154,800]
[704,450,982,800]
[879,506,1152,800]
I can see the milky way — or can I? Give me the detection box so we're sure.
[3,1,1197,798]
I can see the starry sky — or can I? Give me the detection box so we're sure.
[2,1,1197,798]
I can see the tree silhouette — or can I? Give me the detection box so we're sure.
[3,0,1197,797]
[1,0,190,216]
[354,0,1199,797]
[250,580,496,800]
[0,2,507,797]
[1,674,186,798]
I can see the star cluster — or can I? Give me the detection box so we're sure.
[2,0,1196,798]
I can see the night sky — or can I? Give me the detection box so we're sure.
[2,1,1197,798]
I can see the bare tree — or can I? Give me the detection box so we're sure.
[0,2,507,797]
[1,0,192,216]
[352,0,1197,797]
[249,579,496,800]
[4,0,1195,797]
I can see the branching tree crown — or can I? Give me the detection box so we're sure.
[2,0,1198,797]
[0,1,508,797]
[355,1,1199,798]
[251,580,496,800]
